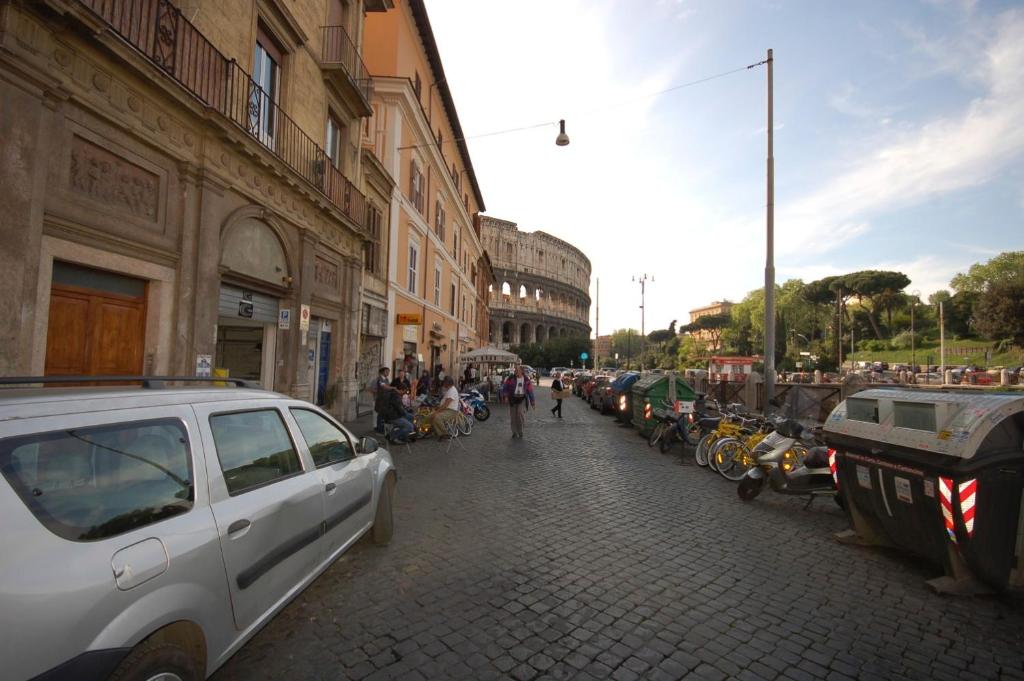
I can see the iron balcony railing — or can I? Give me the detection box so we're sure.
[76,0,366,229]
[320,24,372,105]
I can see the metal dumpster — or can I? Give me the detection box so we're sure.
[611,372,641,424]
[630,374,697,436]
[823,388,1024,593]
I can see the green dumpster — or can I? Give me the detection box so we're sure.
[630,373,697,436]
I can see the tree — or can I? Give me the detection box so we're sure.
[972,282,1024,343]
[951,251,1024,294]
[609,329,640,366]
[681,313,731,352]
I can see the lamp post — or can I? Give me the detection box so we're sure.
[911,289,920,372]
[633,274,653,370]
[763,48,776,412]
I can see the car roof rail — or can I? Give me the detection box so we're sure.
[0,375,261,389]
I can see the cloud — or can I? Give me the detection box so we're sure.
[775,9,1024,256]
[827,82,898,119]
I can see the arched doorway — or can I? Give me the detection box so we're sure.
[217,213,291,391]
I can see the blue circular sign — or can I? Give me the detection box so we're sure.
[580,352,589,360]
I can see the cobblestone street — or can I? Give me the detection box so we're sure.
[213,390,1024,681]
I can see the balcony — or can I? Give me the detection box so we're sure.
[320,25,373,116]
[73,0,367,230]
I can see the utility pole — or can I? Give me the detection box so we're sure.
[595,278,600,369]
[633,274,653,371]
[763,48,776,409]
[940,301,946,382]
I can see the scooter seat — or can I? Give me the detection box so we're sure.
[803,446,830,469]
[699,416,721,429]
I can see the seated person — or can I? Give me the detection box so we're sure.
[429,377,462,438]
[375,386,416,443]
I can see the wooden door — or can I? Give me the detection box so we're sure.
[45,284,146,377]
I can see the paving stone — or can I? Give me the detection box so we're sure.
[209,395,1024,681]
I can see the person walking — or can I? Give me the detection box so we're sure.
[502,365,535,438]
[550,372,565,418]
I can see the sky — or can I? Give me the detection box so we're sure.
[425,0,1024,336]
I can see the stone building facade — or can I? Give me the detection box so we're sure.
[0,0,388,420]
[362,0,493,385]
[480,216,591,347]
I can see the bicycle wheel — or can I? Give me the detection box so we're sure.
[715,440,754,481]
[683,419,701,446]
[659,428,677,453]
[695,433,715,467]
[458,413,473,436]
[648,421,668,447]
[707,436,733,473]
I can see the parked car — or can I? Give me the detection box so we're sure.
[588,376,615,413]
[610,371,642,423]
[0,377,396,681]
[572,372,594,396]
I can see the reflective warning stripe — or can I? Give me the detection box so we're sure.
[939,477,957,544]
[827,448,838,487]
[959,478,978,538]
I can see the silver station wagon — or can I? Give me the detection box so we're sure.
[0,377,396,681]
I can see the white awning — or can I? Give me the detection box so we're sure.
[458,346,521,365]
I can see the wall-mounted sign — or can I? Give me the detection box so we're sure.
[279,309,291,330]
[300,304,311,332]
[397,313,422,325]
[196,354,212,378]
[238,301,254,318]
[403,325,418,343]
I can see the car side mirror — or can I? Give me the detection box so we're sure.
[358,436,379,454]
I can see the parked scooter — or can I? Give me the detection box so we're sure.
[736,418,839,508]
[460,389,491,422]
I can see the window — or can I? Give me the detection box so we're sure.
[894,401,937,432]
[450,282,456,315]
[326,113,343,169]
[211,410,302,495]
[408,240,419,294]
[409,162,424,213]
[252,25,283,148]
[453,228,458,260]
[413,71,422,102]
[291,409,354,466]
[461,292,466,321]
[434,263,442,306]
[364,204,381,275]
[0,419,193,541]
[434,199,446,241]
[847,398,879,424]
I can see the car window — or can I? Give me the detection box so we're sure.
[290,409,354,466]
[0,419,193,541]
[210,410,302,495]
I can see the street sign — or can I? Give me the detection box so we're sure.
[580,352,589,360]
[299,304,310,332]
[278,309,291,330]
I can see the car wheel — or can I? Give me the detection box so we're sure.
[372,474,396,545]
[108,640,201,681]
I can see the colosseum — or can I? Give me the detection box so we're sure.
[480,216,592,347]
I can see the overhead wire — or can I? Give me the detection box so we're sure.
[398,59,768,151]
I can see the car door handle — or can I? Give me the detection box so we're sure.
[228,519,251,535]
[325,482,337,493]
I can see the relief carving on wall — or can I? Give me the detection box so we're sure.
[315,256,339,290]
[69,136,159,221]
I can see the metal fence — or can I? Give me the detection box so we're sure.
[77,0,366,228]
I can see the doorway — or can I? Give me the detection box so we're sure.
[215,323,277,389]
[45,262,147,378]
